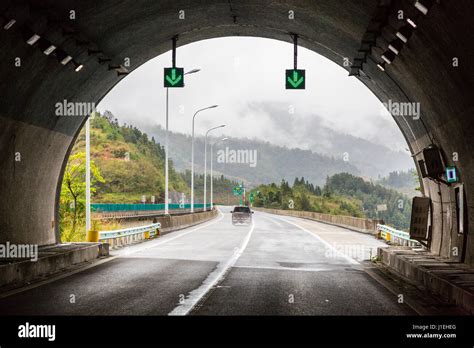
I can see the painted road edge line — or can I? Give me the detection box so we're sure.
[0,209,225,299]
[121,207,225,256]
[168,219,256,316]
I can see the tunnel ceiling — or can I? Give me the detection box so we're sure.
[0,0,473,264]
[1,0,472,144]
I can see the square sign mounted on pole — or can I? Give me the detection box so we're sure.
[446,166,458,183]
[286,69,305,89]
[164,67,184,87]
[232,185,243,196]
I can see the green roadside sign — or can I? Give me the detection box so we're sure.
[164,67,184,87]
[249,192,255,203]
[232,186,243,196]
[285,69,305,89]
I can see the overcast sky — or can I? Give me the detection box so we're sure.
[98,37,406,152]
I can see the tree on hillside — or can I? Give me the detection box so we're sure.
[281,179,291,195]
[297,193,311,211]
[60,152,105,232]
[314,185,322,196]
[293,177,300,187]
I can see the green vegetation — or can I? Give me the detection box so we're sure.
[59,112,243,241]
[377,169,421,197]
[60,152,104,242]
[325,173,412,229]
[146,125,361,187]
[251,177,364,217]
[180,171,241,206]
[85,112,188,201]
[145,120,414,187]
[59,112,414,242]
[251,173,412,230]
[60,112,189,241]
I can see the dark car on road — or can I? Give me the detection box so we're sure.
[230,206,253,225]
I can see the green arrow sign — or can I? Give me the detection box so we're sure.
[232,186,243,196]
[286,69,305,89]
[164,67,184,88]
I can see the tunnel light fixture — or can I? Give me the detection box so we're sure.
[43,44,56,55]
[60,55,73,65]
[55,49,73,65]
[38,38,56,55]
[377,61,386,71]
[396,26,413,43]
[73,61,84,72]
[415,0,433,15]
[26,34,41,45]
[381,50,396,64]
[3,19,16,30]
[22,28,41,45]
[388,39,404,55]
[407,18,417,28]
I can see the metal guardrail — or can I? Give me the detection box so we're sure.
[91,203,210,213]
[98,223,161,241]
[377,224,420,247]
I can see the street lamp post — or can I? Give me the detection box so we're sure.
[164,69,200,215]
[210,138,228,210]
[85,117,91,233]
[191,105,218,213]
[204,125,226,211]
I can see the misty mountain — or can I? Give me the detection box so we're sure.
[142,125,360,187]
[242,103,415,178]
[128,101,414,185]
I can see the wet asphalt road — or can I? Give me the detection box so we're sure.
[0,207,415,315]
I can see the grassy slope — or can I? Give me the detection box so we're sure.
[72,114,188,203]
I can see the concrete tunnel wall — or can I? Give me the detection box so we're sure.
[0,0,473,263]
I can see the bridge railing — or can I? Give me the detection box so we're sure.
[377,224,420,247]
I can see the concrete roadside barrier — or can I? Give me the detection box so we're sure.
[253,207,383,235]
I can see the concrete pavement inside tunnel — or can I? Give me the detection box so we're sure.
[0,207,412,315]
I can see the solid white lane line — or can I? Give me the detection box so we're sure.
[268,215,359,265]
[119,208,225,257]
[168,219,256,316]
[233,265,345,273]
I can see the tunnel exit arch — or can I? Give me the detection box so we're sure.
[0,0,473,265]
